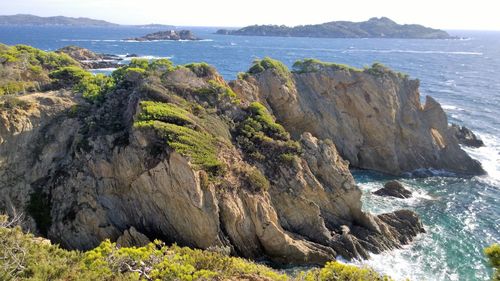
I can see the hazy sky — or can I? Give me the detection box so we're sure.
[3,0,500,30]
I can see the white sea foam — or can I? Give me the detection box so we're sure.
[117,55,173,61]
[463,133,500,186]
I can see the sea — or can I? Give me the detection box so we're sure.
[0,26,498,281]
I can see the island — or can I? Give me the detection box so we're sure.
[125,30,200,41]
[216,17,454,39]
[0,14,175,28]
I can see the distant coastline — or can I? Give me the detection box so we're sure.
[0,14,174,28]
[216,17,455,39]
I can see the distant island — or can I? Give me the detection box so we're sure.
[126,30,200,41]
[0,14,174,28]
[216,17,454,39]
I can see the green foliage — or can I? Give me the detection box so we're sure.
[0,219,394,281]
[129,58,149,70]
[248,57,294,88]
[50,67,114,103]
[293,59,362,73]
[148,59,174,72]
[185,62,215,77]
[135,100,223,175]
[138,101,194,126]
[244,167,270,191]
[236,102,301,163]
[363,62,409,79]
[485,244,500,281]
[0,44,79,95]
[300,261,394,281]
[193,79,240,106]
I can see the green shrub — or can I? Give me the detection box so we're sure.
[244,167,270,191]
[129,58,149,70]
[236,102,301,163]
[185,62,215,77]
[138,101,194,126]
[49,66,92,87]
[485,244,500,281]
[0,218,395,281]
[300,261,393,281]
[293,59,362,73]
[135,120,225,176]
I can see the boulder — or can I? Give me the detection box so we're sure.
[374,181,412,198]
[449,123,484,147]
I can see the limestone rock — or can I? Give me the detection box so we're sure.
[233,64,484,175]
[116,227,150,247]
[57,45,122,69]
[374,181,412,198]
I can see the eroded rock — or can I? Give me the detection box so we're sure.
[374,181,412,198]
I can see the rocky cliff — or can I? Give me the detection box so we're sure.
[231,58,484,175]
[0,54,427,265]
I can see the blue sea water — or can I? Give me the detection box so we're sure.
[0,26,499,280]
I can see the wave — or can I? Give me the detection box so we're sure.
[117,55,173,60]
[441,104,464,111]
[463,133,500,186]
[346,49,483,56]
[60,39,121,42]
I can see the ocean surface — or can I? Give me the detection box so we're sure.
[1,26,499,281]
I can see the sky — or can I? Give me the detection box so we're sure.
[2,0,500,30]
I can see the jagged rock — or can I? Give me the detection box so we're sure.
[126,30,200,41]
[116,227,150,247]
[374,181,412,198]
[0,63,425,265]
[57,45,122,69]
[449,123,484,147]
[232,61,484,175]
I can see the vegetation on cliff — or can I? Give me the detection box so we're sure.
[0,215,393,281]
[0,44,78,95]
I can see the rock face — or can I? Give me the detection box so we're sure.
[374,181,412,198]
[449,123,484,148]
[57,46,122,69]
[127,30,200,41]
[231,60,484,175]
[0,63,424,265]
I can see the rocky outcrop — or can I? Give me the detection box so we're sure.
[231,60,484,175]
[449,123,484,148]
[0,63,424,265]
[374,181,412,198]
[126,30,200,41]
[57,46,122,69]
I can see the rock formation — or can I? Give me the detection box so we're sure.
[231,59,484,176]
[57,46,122,69]
[0,57,427,265]
[449,123,485,148]
[373,181,412,198]
[127,30,200,41]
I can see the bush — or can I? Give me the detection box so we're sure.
[135,120,225,177]
[293,59,361,73]
[244,167,270,192]
[185,62,215,77]
[138,101,194,126]
[485,244,500,281]
[236,102,301,163]
[300,261,394,281]
[0,217,395,281]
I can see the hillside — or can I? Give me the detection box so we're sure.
[0,14,119,26]
[217,17,453,39]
